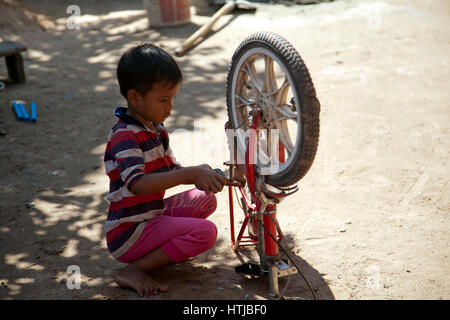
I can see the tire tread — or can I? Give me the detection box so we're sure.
[226,32,320,187]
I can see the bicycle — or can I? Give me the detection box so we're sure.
[221,32,320,299]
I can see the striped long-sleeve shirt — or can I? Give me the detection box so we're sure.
[104,107,180,259]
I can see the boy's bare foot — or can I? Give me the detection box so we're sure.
[115,266,168,297]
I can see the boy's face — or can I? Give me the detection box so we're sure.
[127,81,181,127]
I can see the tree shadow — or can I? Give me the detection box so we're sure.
[0,0,234,300]
[0,0,333,300]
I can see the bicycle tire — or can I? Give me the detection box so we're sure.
[226,31,320,187]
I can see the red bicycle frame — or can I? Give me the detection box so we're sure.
[228,110,285,262]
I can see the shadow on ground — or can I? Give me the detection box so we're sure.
[0,0,333,300]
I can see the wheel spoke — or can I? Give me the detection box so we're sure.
[274,104,297,121]
[237,53,298,171]
[243,61,262,94]
[275,78,290,106]
[227,32,320,187]
[275,120,294,156]
[274,116,296,122]
[280,131,293,157]
[274,104,297,157]
[236,94,256,106]
[263,55,277,94]
[236,111,252,129]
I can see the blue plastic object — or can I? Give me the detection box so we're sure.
[12,101,24,121]
[18,102,30,122]
[31,101,37,122]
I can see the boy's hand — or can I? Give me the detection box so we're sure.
[218,166,247,188]
[191,164,227,194]
[232,166,247,188]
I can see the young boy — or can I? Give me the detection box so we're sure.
[104,43,244,297]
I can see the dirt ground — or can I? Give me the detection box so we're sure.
[0,0,449,300]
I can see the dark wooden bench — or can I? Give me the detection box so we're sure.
[0,41,27,84]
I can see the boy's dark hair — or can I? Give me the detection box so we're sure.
[117,43,182,99]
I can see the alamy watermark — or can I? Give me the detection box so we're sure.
[366,3,386,30]
[367,11,381,30]
[225,127,282,175]
[65,265,81,289]
[365,264,382,290]
[170,122,285,176]
[66,5,81,30]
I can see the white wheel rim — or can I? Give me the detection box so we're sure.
[230,47,301,176]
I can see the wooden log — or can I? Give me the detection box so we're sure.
[174,1,236,56]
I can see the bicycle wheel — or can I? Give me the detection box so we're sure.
[226,32,320,187]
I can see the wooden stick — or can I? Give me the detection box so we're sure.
[174,1,236,56]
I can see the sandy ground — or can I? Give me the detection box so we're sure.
[0,0,449,300]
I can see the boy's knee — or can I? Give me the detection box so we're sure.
[196,191,217,216]
[207,193,217,212]
[200,220,217,249]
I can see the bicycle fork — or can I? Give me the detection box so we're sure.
[228,109,298,299]
[257,202,298,299]
[228,185,298,299]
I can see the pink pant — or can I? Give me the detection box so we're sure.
[117,188,218,263]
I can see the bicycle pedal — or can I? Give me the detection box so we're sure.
[235,262,263,276]
[273,259,297,275]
